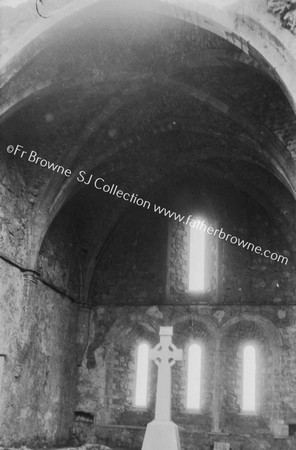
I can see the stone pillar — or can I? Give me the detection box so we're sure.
[212,338,221,432]
[270,348,286,436]
[76,305,91,366]
[21,270,38,342]
[23,270,38,300]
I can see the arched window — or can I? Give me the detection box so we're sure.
[135,343,149,407]
[186,343,201,409]
[188,220,206,291]
[242,344,256,412]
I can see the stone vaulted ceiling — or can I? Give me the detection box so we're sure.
[0,0,296,303]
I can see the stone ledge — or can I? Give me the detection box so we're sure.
[97,424,146,430]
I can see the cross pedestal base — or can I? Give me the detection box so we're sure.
[141,420,181,450]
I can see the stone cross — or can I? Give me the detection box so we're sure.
[142,326,183,450]
[150,326,183,421]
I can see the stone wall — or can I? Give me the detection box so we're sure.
[89,210,167,306]
[90,182,296,307]
[37,207,84,302]
[0,257,78,446]
[74,304,296,448]
[0,146,81,446]
[0,150,32,265]
[77,184,296,448]
[1,1,296,448]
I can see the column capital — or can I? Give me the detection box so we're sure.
[23,269,39,284]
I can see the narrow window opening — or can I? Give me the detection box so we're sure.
[242,345,256,412]
[188,221,205,291]
[186,343,201,409]
[135,343,149,407]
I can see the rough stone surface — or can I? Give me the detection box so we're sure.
[0,0,296,449]
[268,0,296,35]
[74,304,296,447]
[0,261,78,446]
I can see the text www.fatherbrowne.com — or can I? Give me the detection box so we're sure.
[153,205,288,265]
[6,144,288,265]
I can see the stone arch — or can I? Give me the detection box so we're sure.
[2,0,295,270]
[220,314,283,349]
[35,197,84,302]
[171,313,219,420]
[106,314,159,349]
[98,312,160,423]
[172,313,219,340]
[2,0,296,111]
[219,314,283,426]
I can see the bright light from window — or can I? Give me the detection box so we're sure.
[186,343,201,409]
[242,345,256,412]
[188,223,205,291]
[135,343,149,407]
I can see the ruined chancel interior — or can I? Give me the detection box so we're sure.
[1,0,296,449]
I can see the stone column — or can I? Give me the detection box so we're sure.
[23,270,38,300]
[212,338,221,432]
[21,270,38,342]
[76,305,91,366]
